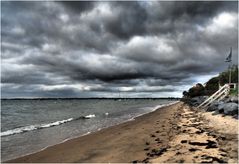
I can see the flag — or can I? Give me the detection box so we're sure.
[225,47,232,62]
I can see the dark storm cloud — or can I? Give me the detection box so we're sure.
[60,1,148,39]
[1,2,62,49]
[156,1,236,19]
[59,1,95,13]
[1,84,81,98]
[1,1,238,98]
[145,1,238,34]
[103,1,148,39]
[89,85,175,93]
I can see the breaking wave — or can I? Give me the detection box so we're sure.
[1,114,96,137]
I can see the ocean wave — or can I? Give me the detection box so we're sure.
[75,114,96,120]
[143,101,179,112]
[1,114,96,137]
[0,118,74,137]
[105,112,109,116]
[136,101,180,119]
[84,114,95,119]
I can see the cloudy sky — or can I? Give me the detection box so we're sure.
[1,1,238,98]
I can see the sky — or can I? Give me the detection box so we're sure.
[1,1,238,98]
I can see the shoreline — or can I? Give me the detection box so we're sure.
[5,101,238,163]
[3,101,179,162]
[6,102,182,163]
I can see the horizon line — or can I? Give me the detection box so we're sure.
[1,97,181,100]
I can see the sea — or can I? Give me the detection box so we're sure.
[1,98,177,161]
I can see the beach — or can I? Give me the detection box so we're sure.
[2,1,238,163]
[6,102,238,163]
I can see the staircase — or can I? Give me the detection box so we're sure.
[197,84,230,109]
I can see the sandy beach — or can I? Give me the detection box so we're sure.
[6,102,238,163]
[2,1,238,163]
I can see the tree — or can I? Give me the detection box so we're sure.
[204,76,219,95]
[182,91,189,97]
[219,65,238,85]
[187,83,205,98]
[182,65,238,97]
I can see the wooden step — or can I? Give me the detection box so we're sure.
[198,84,230,109]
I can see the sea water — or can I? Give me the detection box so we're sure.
[1,99,177,161]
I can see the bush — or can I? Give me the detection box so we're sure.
[204,77,219,95]
[187,83,205,98]
[182,65,238,98]
[219,65,238,85]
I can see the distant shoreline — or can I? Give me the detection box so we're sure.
[1,97,181,100]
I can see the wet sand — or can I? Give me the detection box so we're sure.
[6,102,238,163]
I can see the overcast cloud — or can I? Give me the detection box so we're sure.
[1,1,238,98]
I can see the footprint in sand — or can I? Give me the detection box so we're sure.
[150,134,156,137]
[188,140,218,149]
[144,147,150,151]
[155,138,160,142]
[181,140,187,144]
[188,148,201,152]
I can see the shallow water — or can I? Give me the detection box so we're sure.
[1,99,176,161]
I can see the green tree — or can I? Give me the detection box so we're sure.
[187,83,205,97]
[182,91,189,97]
[219,65,238,85]
[204,77,219,95]
[182,65,238,97]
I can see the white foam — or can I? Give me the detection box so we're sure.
[40,118,73,128]
[1,118,74,137]
[1,113,97,137]
[1,126,36,137]
[152,101,179,111]
[84,114,95,118]
[133,101,180,119]
[105,112,109,116]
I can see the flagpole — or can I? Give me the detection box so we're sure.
[226,47,232,85]
[229,62,231,84]
[229,47,232,84]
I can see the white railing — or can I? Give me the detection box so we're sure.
[197,84,230,108]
